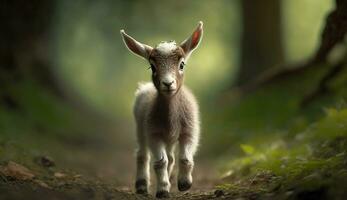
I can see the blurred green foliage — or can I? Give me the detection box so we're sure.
[54,0,332,119]
[51,1,336,162]
[217,108,347,198]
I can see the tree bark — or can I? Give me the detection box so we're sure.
[236,0,284,86]
[0,0,63,108]
[236,0,347,94]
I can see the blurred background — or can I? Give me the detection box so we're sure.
[1,0,347,199]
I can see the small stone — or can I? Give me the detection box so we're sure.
[0,161,35,180]
[214,189,225,197]
[40,156,55,167]
[286,191,294,196]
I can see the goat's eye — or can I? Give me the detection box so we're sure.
[149,64,156,73]
[180,62,185,70]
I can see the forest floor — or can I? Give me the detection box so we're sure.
[0,116,222,200]
[0,97,222,200]
[1,108,347,200]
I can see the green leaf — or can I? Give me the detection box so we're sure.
[240,144,255,155]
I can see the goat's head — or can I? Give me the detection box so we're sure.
[121,22,203,97]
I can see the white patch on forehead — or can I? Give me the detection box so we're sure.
[156,41,178,55]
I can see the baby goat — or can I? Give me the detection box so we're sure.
[120,21,203,198]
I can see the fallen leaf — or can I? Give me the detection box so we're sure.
[220,170,234,179]
[73,174,82,178]
[54,172,66,178]
[34,180,51,189]
[0,161,35,180]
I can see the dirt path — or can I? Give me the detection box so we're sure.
[0,121,224,199]
[63,122,223,199]
[0,180,219,200]
[0,158,223,200]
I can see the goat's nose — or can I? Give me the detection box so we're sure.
[162,81,174,87]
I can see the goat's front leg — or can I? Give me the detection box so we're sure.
[166,144,176,181]
[177,132,199,191]
[149,140,171,198]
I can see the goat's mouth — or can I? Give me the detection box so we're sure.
[161,89,176,95]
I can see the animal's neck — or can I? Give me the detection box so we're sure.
[157,89,183,110]
[151,89,182,128]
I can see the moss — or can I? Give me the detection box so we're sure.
[219,108,347,199]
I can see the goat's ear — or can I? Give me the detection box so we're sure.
[120,30,153,60]
[180,21,203,59]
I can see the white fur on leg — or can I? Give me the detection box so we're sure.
[177,131,199,191]
[136,149,150,182]
[166,144,176,179]
[178,143,194,182]
[150,141,171,192]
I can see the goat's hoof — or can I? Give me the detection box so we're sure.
[156,190,170,198]
[178,179,192,191]
[135,179,148,194]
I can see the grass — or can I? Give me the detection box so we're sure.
[216,108,347,199]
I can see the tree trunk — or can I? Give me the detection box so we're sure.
[234,0,347,96]
[236,0,284,86]
[0,0,63,108]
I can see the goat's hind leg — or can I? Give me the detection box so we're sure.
[135,145,150,194]
[135,126,150,194]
